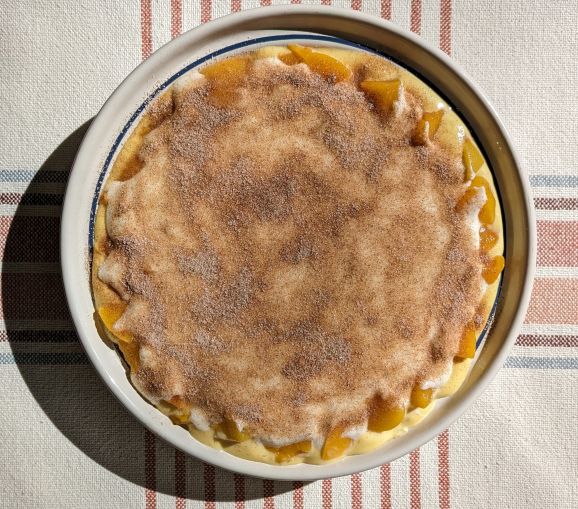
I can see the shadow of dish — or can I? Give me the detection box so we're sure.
[2,121,299,500]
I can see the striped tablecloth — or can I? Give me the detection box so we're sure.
[1,1,576,508]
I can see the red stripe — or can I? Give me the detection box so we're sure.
[380,464,391,509]
[440,0,453,55]
[234,474,245,509]
[409,449,421,509]
[351,0,362,10]
[260,0,272,6]
[321,0,331,5]
[381,0,392,20]
[438,430,450,509]
[535,197,578,210]
[351,474,362,509]
[291,0,301,4]
[537,220,578,267]
[410,0,422,34]
[526,278,578,324]
[293,481,304,509]
[171,0,182,39]
[145,429,157,509]
[516,334,578,347]
[201,0,212,24]
[140,0,153,60]
[231,0,241,12]
[175,450,186,509]
[263,480,275,509]
[322,479,332,509]
[204,463,216,509]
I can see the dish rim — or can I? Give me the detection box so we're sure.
[60,5,536,481]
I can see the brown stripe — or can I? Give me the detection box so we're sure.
[516,334,578,347]
[439,0,452,55]
[526,278,578,324]
[380,464,391,509]
[535,197,578,210]
[263,480,275,509]
[171,0,182,39]
[175,450,186,509]
[410,0,422,34]
[141,0,153,60]
[409,449,421,509]
[204,463,216,509]
[321,0,331,5]
[438,430,450,509]
[322,479,332,509]
[234,474,245,509]
[201,0,212,24]
[351,0,362,10]
[537,220,578,267]
[351,473,362,509]
[293,481,304,509]
[381,0,392,20]
[145,429,157,509]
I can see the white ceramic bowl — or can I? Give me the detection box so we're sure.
[61,6,535,480]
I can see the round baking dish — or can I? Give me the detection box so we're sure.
[61,6,535,481]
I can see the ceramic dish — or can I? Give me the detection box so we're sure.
[61,6,535,481]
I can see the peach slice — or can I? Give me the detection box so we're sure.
[200,56,248,84]
[368,400,406,432]
[117,340,140,373]
[410,386,433,409]
[482,255,505,284]
[287,44,351,82]
[456,186,482,212]
[278,52,301,66]
[360,79,401,114]
[479,226,499,251]
[462,138,484,180]
[267,440,312,463]
[321,427,353,461]
[216,419,250,442]
[456,328,477,359]
[98,304,133,343]
[412,110,444,145]
[471,175,496,225]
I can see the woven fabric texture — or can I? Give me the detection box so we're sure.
[1,1,576,508]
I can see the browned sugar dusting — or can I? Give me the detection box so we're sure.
[100,55,484,442]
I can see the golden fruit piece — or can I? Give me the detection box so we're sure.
[360,79,401,114]
[455,186,481,212]
[287,44,351,82]
[413,110,444,145]
[267,440,312,463]
[169,395,190,410]
[410,386,433,409]
[321,427,353,461]
[200,56,248,83]
[278,52,301,66]
[367,400,406,432]
[216,419,250,442]
[471,175,496,225]
[462,138,484,180]
[98,304,133,343]
[456,328,477,359]
[480,226,499,251]
[117,340,140,373]
[482,255,505,284]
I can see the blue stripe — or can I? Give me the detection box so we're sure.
[0,352,88,365]
[505,356,578,369]
[529,175,578,187]
[0,170,68,183]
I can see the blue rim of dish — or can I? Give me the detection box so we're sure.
[89,33,504,351]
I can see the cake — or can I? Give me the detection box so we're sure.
[91,45,504,464]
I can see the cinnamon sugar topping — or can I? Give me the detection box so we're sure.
[99,52,485,443]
